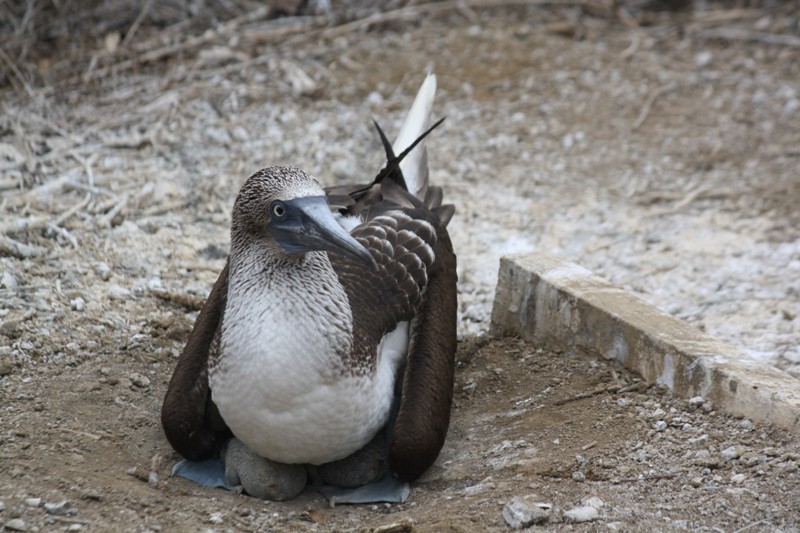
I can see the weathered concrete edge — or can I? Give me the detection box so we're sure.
[490,253,800,435]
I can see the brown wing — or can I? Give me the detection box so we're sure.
[388,226,457,480]
[161,261,232,460]
[330,203,457,480]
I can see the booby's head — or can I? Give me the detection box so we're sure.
[232,166,376,268]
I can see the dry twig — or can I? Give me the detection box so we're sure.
[554,385,620,406]
[0,235,48,258]
[323,0,607,39]
[150,289,206,311]
[632,82,677,132]
[693,28,800,48]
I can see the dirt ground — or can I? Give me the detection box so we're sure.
[1,2,799,532]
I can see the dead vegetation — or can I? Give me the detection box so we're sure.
[0,3,799,528]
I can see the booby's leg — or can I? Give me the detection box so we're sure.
[171,438,307,501]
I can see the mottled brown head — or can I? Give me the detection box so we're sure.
[230,166,375,267]
[231,166,325,237]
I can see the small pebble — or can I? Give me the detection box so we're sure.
[563,506,599,523]
[721,446,743,461]
[4,518,28,532]
[694,51,714,67]
[690,477,703,487]
[651,408,666,419]
[128,373,150,388]
[731,473,746,484]
[67,525,83,532]
[70,297,85,311]
[581,496,605,509]
[655,420,668,432]
[0,500,4,511]
[44,500,75,516]
[108,284,131,300]
[502,496,549,529]
[209,512,224,525]
[0,362,13,377]
[96,262,112,280]
[24,498,40,507]
[687,396,705,410]
[1,271,17,291]
[571,471,586,482]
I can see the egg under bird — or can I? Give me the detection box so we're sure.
[160,74,458,503]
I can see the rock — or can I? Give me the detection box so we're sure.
[4,519,28,532]
[0,501,4,511]
[571,471,586,482]
[70,297,85,311]
[0,362,13,377]
[687,396,705,411]
[24,497,40,507]
[1,271,17,291]
[96,262,112,281]
[128,373,150,388]
[372,522,414,533]
[44,500,75,516]
[108,284,131,300]
[731,473,746,484]
[655,420,668,432]
[563,506,599,523]
[581,496,605,509]
[690,477,703,487]
[721,446,745,461]
[650,408,666,419]
[694,51,714,67]
[502,496,549,529]
[209,512,224,525]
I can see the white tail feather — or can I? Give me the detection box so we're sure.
[393,73,436,199]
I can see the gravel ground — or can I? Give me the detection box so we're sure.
[1,2,799,531]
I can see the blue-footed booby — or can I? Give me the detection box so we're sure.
[161,74,457,503]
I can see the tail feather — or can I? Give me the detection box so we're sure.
[393,73,437,199]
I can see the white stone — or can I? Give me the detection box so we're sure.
[563,506,599,523]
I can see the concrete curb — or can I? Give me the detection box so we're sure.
[490,253,800,435]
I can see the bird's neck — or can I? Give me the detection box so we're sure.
[222,241,354,374]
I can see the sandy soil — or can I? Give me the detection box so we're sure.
[1,2,799,532]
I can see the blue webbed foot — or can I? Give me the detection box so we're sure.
[170,438,307,501]
[319,475,411,505]
[171,457,239,491]
[312,434,411,505]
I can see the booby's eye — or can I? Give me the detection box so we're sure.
[271,201,287,219]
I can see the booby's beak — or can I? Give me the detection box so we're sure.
[267,196,377,269]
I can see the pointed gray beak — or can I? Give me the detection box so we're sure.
[267,196,377,269]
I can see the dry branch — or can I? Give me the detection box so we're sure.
[322,0,606,39]
[0,235,48,258]
[150,289,205,311]
[632,82,677,132]
[693,29,800,48]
